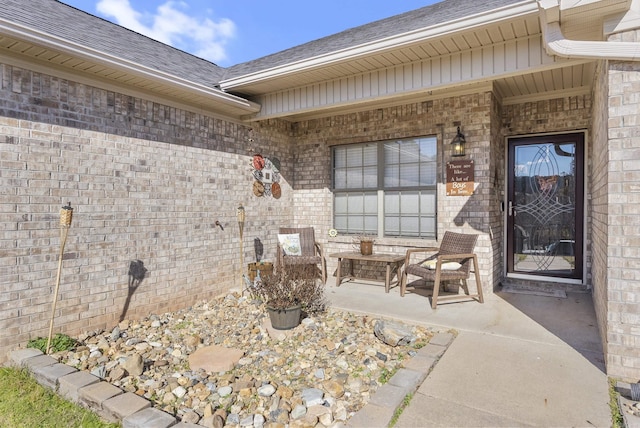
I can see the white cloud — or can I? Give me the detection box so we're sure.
[96,0,235,63]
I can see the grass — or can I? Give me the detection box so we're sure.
[378,367,396,384]
[389,392,414,427]
[27,333,78,353]
[0,366,120,428]
[609,378,624,428]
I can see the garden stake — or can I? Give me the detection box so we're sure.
[46,203,73,354]
[237,205,245,289]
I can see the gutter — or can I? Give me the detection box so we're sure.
[539,0,640,61]
[0,19,260,113]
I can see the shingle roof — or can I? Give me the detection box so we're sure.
[0,0,227,87]
[0,0,525,86]
[223,0,525,79]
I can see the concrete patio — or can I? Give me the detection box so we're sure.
[327,279,611,427]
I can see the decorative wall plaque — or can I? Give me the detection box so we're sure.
[446,160,475,196]
[250,154,281,199]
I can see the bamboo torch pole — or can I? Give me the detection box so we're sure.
[237,205,245,289]
[46,203,73,354]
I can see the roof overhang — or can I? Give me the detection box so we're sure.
[0,18,261,119]
[220,1,540,95]
[221,0,639,122]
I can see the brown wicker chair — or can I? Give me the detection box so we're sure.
[277,227,326,283]
[400,231,483,309]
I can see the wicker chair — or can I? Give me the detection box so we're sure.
[277,227,326,283]
[400,231,483,309]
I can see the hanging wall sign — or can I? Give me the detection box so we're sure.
[446,160,474,196]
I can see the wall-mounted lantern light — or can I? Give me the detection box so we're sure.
[451,126,466,157]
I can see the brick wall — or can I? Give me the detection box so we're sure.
[489,93,506,287]
[291,93,497,294]
[4,57,628,376]
[591,59,611,375]
[600,29,640,380]
[0,63,293,362]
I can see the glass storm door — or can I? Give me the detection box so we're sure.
[506,133,584,280]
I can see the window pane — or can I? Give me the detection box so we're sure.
[419,139,437,158]
[401,216,420,236]
[363,166,377,188]
[363,145,377,166]
[399,140,419,163]
[384,137,437,189]
[346,146,362,167]
[420,192,436,212]
[385,193,399,214]
[384,164,399,187]
[334,194,348,214]
[421,216,436,235]
[346,169,363,188]
[349,194,364,212]
[334,149,346,168]
[401,192,419,214]
[384,142,398,164]
[334,215,348,230]
[385,216,399,235]
[334,191,377,235]
[334,169,347,189]
[348,216,364,231]
[364,193,378,214]
[364,216,377,234]
[420,163,437,185]
[400,164,420,187]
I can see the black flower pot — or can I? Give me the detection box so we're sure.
[266,304,302,330]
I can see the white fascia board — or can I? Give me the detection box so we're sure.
[0,19,260,113]
[220,1,539,90]
[539,2,640,60]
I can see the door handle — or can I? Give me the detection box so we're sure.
[508,201,515,216]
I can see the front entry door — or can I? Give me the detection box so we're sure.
[506,133,584,280]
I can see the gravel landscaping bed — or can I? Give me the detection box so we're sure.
[53,293,437,427]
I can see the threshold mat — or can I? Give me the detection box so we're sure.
[501,285,567,298]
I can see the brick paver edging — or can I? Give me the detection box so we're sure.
[6,331,455,428]
[346,331,454,428]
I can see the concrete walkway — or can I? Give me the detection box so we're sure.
[328,280,611,427]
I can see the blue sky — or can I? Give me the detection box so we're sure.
[59,0,439,67]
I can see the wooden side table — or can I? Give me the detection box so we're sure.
[329,252,406,293]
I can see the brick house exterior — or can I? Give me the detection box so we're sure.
[1,0,640,380]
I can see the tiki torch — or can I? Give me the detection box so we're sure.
[46,203,73,354]
[237,205,245,288]
[237,205,246,289]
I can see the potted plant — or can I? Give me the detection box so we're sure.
[254,265,326,330]
[355,236,375,255]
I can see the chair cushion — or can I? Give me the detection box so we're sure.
[420,260,462,270]
[405,264,468,280]
[277,233,302,256]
